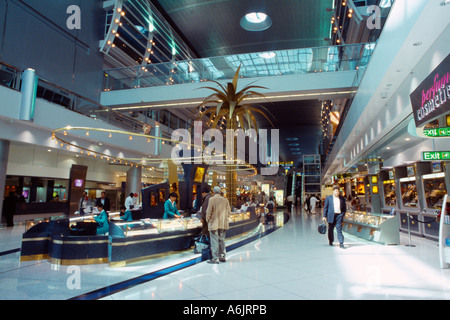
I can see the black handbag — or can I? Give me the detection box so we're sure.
[318,222,327,234]
[193,235,209,254]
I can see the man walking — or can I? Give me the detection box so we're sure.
[323,186,347,248]
[206,186,231,264]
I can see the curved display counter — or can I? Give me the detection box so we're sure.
[20,209,262,266]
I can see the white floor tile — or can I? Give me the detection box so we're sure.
[1,208,450,300]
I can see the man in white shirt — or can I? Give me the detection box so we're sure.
[125,193,135,209]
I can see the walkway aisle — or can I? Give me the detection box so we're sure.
[104,207,450,300]
[0,208,449,300]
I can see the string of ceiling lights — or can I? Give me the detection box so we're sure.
[51,126,258,178]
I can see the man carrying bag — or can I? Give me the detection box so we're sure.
[322,186,347,248]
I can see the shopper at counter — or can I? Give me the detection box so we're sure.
[163,192,182,219]
[78,191,89,216]
[124,193,135,210]
[96,191,110,212]
[200,187,212,236]
[322,186,347,248]
[94,203,109,235]
[119,205,133,222]
[206,186,231,264]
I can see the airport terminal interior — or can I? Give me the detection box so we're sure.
[0,0,449,301]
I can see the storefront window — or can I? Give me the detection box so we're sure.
[383,180,396,206]
[423,173,447,209]
[400,179,418,207]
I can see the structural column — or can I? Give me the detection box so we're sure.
[0,140,10,223]
[126,166,142,200]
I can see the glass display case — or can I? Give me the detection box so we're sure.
[383,179,396,207]
[423,172,447,209]
[343,210,399,245]
[114,220,159,236]
[399,177,418,208]
[229,211,251,223]
[345,210,390,227]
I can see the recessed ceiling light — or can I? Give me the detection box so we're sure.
[288,143,299,146]
[240,12,272,31]
[413,41,423,47]
[286,137,298,141]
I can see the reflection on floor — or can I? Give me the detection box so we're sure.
[0,207,449,300]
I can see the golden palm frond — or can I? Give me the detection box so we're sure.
[195,66,274,131]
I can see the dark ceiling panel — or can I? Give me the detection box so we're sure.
[152,0,334,57]
[256,99,323,163]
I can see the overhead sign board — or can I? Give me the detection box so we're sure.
[423,126,450,137]
[422,151,450,161]
[410,54,450,127]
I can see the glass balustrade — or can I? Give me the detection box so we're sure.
[103,43,376,91]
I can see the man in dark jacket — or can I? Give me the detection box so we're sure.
[200,187,212,236]
[96,191,111,212]
[3,192,16,227]
[322,186,347,248]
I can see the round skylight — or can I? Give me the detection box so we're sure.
[245,12,267,23]
[240,12,272,31]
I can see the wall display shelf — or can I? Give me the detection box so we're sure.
[343,210,400,245]
[439,195,450,269]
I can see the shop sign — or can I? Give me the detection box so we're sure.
[422,151,450,161]
[410,54,450,127]
[423,126,450,137]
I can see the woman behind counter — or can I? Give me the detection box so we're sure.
[120,205,133,221]
[94,203,109,235]
[163,192,182,219]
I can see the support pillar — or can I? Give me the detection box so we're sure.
[126,166,142,201]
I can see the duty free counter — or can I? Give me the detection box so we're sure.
[20,209,262,266]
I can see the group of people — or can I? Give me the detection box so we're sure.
[304,194,321,214]
[78,191,136,235]
[163,187,231,264]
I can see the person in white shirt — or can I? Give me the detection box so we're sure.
[309,195,319,213]
[125,193,135,209]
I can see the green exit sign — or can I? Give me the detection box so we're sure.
[423,127,450,137]
[422,151,450,161]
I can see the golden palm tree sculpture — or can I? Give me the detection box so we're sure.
[195,65,274,207]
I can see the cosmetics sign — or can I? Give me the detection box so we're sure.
[410,54,450,127]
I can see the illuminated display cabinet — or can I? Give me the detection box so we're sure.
[343,210,400,245]
[20,210,263,266]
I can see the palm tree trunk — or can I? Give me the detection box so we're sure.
[226,116,237,208]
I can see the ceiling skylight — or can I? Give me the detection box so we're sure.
[240,12,272,31]
[245,12,267,23]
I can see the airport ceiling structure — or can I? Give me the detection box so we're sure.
[103,0,392,167]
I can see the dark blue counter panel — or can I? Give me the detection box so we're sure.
[49,235,109,265]
[20,219,70,262]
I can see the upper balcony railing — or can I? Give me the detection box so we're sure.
[103,43,376,91]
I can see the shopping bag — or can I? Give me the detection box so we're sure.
[318,223,327,234]
[193,235,209,254]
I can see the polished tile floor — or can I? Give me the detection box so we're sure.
[0,207,449,300]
